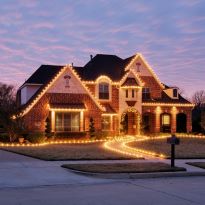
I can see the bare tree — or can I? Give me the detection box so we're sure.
[0,83,26,142]
[192,90,205,107]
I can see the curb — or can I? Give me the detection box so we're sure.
[63,168,205,179]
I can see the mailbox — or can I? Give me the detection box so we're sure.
[167,134,180,167]
[167,135,180,145]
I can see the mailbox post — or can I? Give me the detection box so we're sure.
[167,134,180,167]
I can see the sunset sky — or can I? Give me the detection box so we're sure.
[0,0,205,98]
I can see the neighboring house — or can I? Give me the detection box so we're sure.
[16,53,194,135]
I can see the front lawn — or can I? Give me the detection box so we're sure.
[62,162,186,173]
[128,137,205,159]
[1,143,141,161]
[186,162,205,169]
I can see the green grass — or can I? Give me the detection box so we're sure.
[1,143,142,161]
[62,162,186,173]
[128,138,205,159]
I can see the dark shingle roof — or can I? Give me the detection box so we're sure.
[49,103,86,109]
[74,54,135,81]
[23,65,64,85]
[143,91,191,104]
[121,78,139,87]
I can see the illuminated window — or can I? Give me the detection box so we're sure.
[99,83,109,99]
[142,88,150,99]
[55,112,80,132]
[162,114,170,126]
[101,116,111,130]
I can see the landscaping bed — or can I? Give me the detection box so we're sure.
[128,137,205,159]
[1,143,141,161]
[186,162,205,169]
[62,162,186,173]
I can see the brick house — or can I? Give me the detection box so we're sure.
[16,53,194,135]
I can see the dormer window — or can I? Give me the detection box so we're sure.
[173,88,178,98]
[99,83,109,99]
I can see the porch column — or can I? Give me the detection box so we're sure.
[186,112,192,132]
[51,110,55,132]
[155,106,161,133]
[80,111,84,132]
[171,106,177,133]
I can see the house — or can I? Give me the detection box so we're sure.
[16,53,194,135]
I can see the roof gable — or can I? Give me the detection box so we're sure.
[125,53,164,89]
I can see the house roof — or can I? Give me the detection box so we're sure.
[49,103,86,110]
[121,77,139,87]
[102,103,116,114]
[22,65,64,86]
[74,54,135,81]
[143,91,191,104]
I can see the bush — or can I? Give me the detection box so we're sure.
[26,132,46,143]
[54,132,87,139]
[0,133,9,142]
[94,131,110,139]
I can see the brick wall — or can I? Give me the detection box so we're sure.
[140,76,162,98]
[24,93,102,132]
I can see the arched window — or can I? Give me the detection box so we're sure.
[99,82,109,99]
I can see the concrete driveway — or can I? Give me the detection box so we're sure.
[1,150,205,205]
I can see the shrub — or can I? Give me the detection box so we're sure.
[89,117,95,138]
[54,132,87,139]
[94,131,110,139]
[0,133,9,142]
[26,132,46,143]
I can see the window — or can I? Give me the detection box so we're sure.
[162,114,170,126]
[55,112,80,132]
[125,89,129,98]
[99,83,109,99]
[132,89,135,98]
[173,89,178,98]
[101,116,111,130]
[142,88,150,99]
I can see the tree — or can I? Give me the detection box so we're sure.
[192,90,205,107]
[45,117,51,135]
[192,90,205,133]
[0,83,26,142]
[89,117,95,138]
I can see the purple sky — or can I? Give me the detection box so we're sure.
[0,0,205,98]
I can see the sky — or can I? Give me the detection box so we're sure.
[0,0,205,98]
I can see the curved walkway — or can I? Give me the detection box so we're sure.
[103,135,205,173]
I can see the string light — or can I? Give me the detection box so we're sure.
[142,102,194,107]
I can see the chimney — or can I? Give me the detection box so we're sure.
[90,55,93,60]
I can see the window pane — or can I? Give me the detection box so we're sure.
[162,114,170,125]
[126,89,128,98]
[55,113,63,131]
[71,113,80,131]
[173,89,178,97]
[99,83,109,99]
[64,113,71,131]
[132,89,135,98]
[102,116,111,130]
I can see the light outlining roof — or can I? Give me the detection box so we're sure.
[120,68,144,87]
[69,66,105,111]
[21,65,105,116]
[125,53,165,89]
[21,66,67,116]
[142,102,195,107]
[96,75,112,83]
